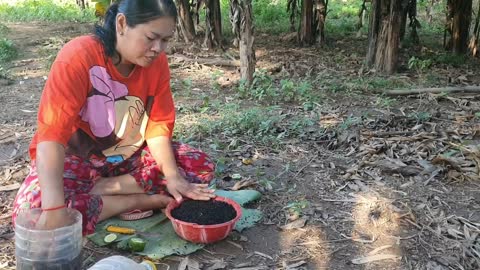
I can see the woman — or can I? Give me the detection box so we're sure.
[12,0,215,235]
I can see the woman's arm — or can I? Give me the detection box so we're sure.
[146,136,215,202]
[36,141,69,229]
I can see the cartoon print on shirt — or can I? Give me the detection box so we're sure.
[76,65,150,162]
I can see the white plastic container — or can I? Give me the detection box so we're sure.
[15,208,83,270]
[88,255,156,270]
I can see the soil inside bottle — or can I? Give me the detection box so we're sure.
[16,251,82,270]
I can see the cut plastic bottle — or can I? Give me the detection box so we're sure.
[87,255,156,270]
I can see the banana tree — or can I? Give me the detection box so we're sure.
[91,0,115,17]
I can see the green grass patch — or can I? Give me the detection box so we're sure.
[328,0,361,19]
[0,38,18,62]
[237,69,322,104]
[0,22,9,35]
[0,65,10,79]
[250,0,290,34]
[0,0,95,22]
[175,104,321,149]
[435,53,467,67]
[219,0,362,35]
[217,0,290,35]
[319,76,411,93]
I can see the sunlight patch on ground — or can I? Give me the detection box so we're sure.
[351,192,403,267]
[278,226,332,269]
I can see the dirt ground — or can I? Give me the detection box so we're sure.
[1,22,480,270]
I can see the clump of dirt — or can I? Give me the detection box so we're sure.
[171,200,237,225]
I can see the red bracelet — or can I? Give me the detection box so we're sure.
[42,204,66,211]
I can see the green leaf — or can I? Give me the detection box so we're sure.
[87,190,263,259]
[214,189,262,206]
[135,222,204,259]
[87,214,168,246]
[91,0,112,17]
[235,208,263,232]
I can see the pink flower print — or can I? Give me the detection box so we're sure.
[79,66,129,138]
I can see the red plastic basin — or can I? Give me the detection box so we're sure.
[165,196,242,244]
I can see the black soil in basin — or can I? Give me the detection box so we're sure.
[171,200,237,225]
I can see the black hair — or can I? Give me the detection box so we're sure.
[94,0,178,58]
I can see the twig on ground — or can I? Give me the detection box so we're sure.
[383,86,480,96]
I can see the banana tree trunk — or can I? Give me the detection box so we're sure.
[176,0,196,43]
[447,0,472,54]
[239,0,255,85]
[366,0,408,74]
[204,0,223,49]
[299,0,314,45]
[314,0,327,45]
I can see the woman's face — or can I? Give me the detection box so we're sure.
[116,15,175,67]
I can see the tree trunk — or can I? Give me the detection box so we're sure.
[230,0,241,47]
[444,0,454,50]
[299,0,314,45]
[401,0,420,43]
[76,0,85,9]
[366,0,381,66]
[357,0,367,34]
[204,0,223,49]
[287,0,299,32]
[468,0,480,56]
[408,0,420,45]
[176,0,196,43]
[314,0,327,45]
[425,0,434,23]
[193,0,203,27]
[400,5,408,40]
[239,0,255,85]
[366,0,407,74]
[448,0,472,54]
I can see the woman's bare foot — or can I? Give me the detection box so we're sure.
[98,193,173,221]
[90,174,144,196]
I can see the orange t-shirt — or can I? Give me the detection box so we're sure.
[29,35,175,162]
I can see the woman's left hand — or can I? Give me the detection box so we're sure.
[166,175,215,202]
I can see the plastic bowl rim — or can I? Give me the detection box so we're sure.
[165,196,243,229]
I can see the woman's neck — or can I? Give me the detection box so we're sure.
[112,53,134,77]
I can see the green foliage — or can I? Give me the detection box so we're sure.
[0,24,15,70]
[88,190,262,258]
[238,69,318,104]
[409,111,432,122]
[220,0,290,34]
[251,0,290,33]
[0,22,9,35]
[284,200,309,217]
[239,69,275,100]
[176,102,321,149]
[339,116,361,130]
[205,105,284,141]
[435,53,467,67]
[181,78,193,93]
[0,0,95,22]
[91,0,116,17]
[0,38,17,62]
[210,69,223,92]
[375,96,397,108]
[408,56,433,72]
[218,0,291,34]
[328,0,360,19]
[475,112,480,119]
[0,65,10,79]
[340,76,410,92]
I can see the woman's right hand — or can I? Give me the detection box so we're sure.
[35,208,70,230]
